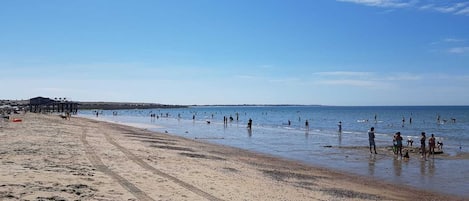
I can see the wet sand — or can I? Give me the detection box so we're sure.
[0,113,466,201]
[336,145,469,160]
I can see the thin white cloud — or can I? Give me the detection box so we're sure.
[456,6,469,15]
[448,46,469,54]
[338,0,415,8]
[339,0,469,16]
[313,71,373,77]
[430,38,466,46]
[444,38,466,43]
[430,38,469,54]
[316,79,379,87]
[313,71,423,89]
[426,2,469,16]
[419,4,434,10]
[313,71,421,81]
[386,73,423,81]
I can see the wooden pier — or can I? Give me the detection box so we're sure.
[29,97,78,114]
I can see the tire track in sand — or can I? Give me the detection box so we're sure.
[80,130,155,201]
[102,130,224,201]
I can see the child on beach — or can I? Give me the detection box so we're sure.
[437,141,443,150]
[407,138,413,147]
[403,150,410,160]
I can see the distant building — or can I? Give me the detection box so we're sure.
[29,97,78,114]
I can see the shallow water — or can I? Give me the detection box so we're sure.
[79,106,469,197]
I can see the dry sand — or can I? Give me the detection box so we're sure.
[0,113,466,201]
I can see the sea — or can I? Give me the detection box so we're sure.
[79,106,469,197]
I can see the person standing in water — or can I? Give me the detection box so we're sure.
[338,121,342,132]
[429,134,436,158]
[368,127,377,154]
[247,118,252,129]
[395,132,403,158]
[421,132,427,160]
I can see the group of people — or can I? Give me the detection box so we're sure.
[367,127,441,161]
[419,132,440,160]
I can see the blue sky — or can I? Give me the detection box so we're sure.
[1,0,468,105]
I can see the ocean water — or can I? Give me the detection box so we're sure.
[79,106,469,197]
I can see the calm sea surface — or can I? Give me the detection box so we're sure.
[79,106,469,197]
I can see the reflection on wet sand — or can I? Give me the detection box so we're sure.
[419,159,435,178]
[393,157,402,177]
[368,154,376,176]
[429,159,435,177]
[338,132,342,146]
[420,160,426,176]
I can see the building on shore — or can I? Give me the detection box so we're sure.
[28,97,78,114]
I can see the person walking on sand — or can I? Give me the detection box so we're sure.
[421,132,427,160]
[368,127,377,154]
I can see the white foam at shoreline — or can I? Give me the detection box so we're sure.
[79,115,164,130]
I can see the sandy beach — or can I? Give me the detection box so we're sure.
[0,113,466,201]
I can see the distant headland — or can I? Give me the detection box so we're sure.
[0,97,187,112]
[77,101,187,110]
[1,97,323,112]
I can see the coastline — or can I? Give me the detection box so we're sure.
[0,113,466,200]
[77,102,187,110]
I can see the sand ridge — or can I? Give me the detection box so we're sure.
[0,113,466,201]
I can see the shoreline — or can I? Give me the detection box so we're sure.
[77,102,187,110]
[1,113,466,200]
[80,109,469,198]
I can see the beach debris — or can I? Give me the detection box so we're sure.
[320,188,382,200]
[195,137,225,140]
[178,152,225,160]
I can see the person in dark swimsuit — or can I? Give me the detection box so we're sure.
[421,132,427,160]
